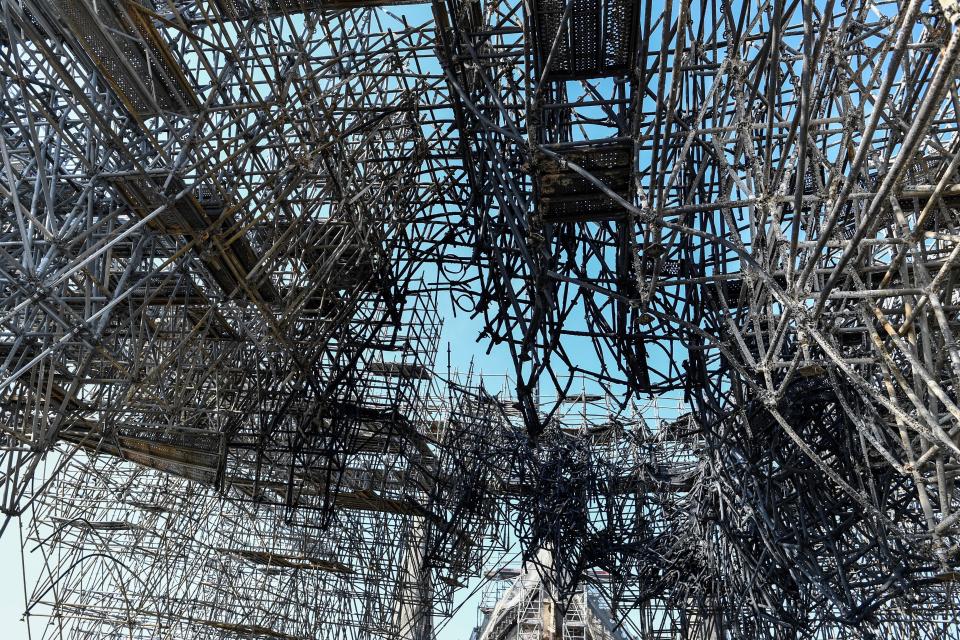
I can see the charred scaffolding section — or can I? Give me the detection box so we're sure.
[433,0,681,434]
[436,0,960,635]
[3,0,960,638]
[0,2,503,636]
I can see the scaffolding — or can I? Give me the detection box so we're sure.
[2,0,960,637]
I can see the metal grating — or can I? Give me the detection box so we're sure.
[213,0,424,17]
[536,140,633,222]
[49,0,198,115]
[532,0,638,80]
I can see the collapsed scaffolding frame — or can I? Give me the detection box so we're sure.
[2,0,960,637]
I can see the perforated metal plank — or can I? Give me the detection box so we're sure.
[536,139,633,222]
[48,0,198,115]
[107,176,280,303]
[60,425,225,485]
[212,0,424,19]
[366,361,433,379]
[532,0,638,80]
[216,548,353,573]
